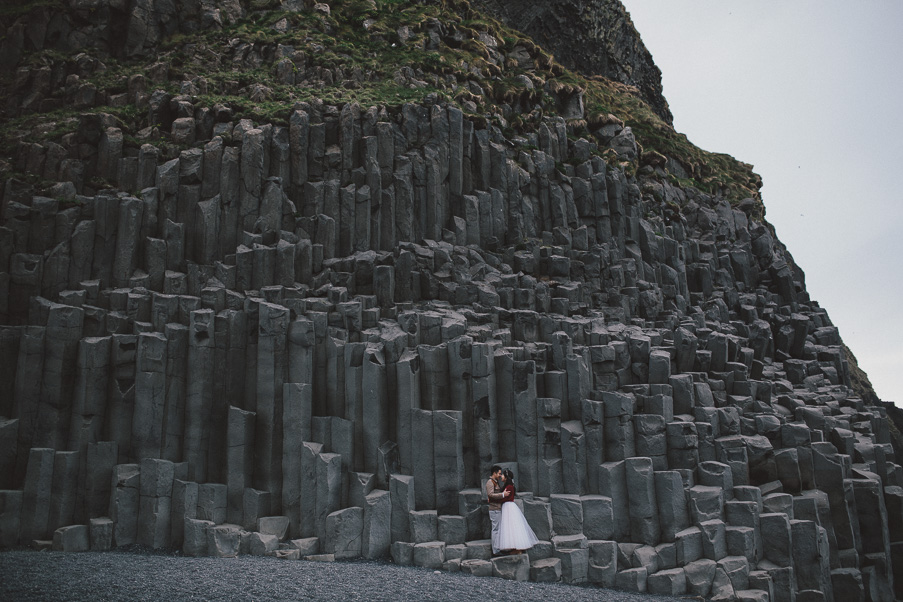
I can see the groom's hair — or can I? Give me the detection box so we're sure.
[490,465,501,474]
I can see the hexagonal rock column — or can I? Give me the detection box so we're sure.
[19,449,54,543]
[184,310,215,483]
[132,332,168,462]
[625,456,660,546]
[137,458,174,549]
[255,302,288,511]
[325,507,363,560]
[433,410,464,516]
[83,441,118,518]
[110,463,140,547]
[514,360,539,493]
[226,406,255,526]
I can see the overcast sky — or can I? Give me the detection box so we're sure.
[620,0,903,405]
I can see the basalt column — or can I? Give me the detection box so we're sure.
[256,302,289,512]
[184,310,215,482]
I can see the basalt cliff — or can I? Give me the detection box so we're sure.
[0,1,899,601]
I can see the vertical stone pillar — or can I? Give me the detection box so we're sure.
[255,302,288,512]
[69,221,96,290]
[625,456,660,545]
[0,415,19,489]
[363,489,391,559]
[217,310,247,411]
[355,185,371,252]
[447,336,475,484]
[283,383,311,537]
[655,470,691,542]
[289,109,309,201]
[112,196,144,288]
[226,405,255,526]
[170,479,198,549]
[852,477,892,590]
[132,332,167,461]
[110,464,140,547]
[0,328,21,422]
[92,192,120,288]
[13,325,44,480]
[812,445,857,552]
[308,312,328,417]
[300,441,323,538]
[288,316,315,386]
[19,448,54,543]
[495,349,516,463]
[412,409,435,510]
[240,128,264,232]
[194,196,220,266]
[582,399,605,494]
[338,183,355,257]
[326,336,346,418]
[538,398,562,497]
[138,458,174,549]
[162,323,187,462]
[68,336,111,461]
[434,410,464,516]
[82,441,117,521]
[362,344,388,475]
[184,309,215,482]
[330,417,354,505]
[419,344,449,411]
[472,342,498,484]
[106,334,137,463]
[602,391,635,460]
[0,491,23,548]
[566,352,590,423]
[396,349,421,476]
[242,300,260,413]
[39,302,84,451]
[561,420,586,495]
[390,474,415,542]
[316,452,342,541]
[514,360,538,493]
[792,519,834,599]
[344,341,365,469]
[599,460,630,540]
[48,450,79,533]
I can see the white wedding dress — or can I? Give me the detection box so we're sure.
[497,499,540,551]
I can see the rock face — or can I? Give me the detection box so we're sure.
[0,1,899,601]
[472,0,673,124]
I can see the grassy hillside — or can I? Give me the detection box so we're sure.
[0,0,762,208]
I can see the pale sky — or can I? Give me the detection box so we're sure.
[620,0,903,405]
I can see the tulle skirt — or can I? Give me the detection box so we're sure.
[497,501,540,551]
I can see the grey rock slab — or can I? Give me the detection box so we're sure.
[413,541,446,569]
[492,554,530,581]
[52,525,89,552]
[207,524,241,558]
[325,508,364,559]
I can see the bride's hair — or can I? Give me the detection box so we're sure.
[502,469,515,492]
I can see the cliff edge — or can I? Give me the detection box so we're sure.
[471,0,673,125]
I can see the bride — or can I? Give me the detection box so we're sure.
[497,468,539,554]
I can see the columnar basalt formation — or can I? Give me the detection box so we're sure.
[0,1,900,601]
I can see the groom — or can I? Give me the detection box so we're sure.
[485,465,505,554]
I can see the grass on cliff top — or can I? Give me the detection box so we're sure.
[1,0,761,205]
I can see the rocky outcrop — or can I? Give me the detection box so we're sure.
[471,0,673,124]
[0,0,247,69]
[1,96,899,598]
[1,0,671,126]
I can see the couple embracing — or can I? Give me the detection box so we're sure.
[485,465,539,555]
